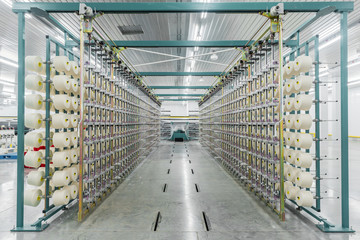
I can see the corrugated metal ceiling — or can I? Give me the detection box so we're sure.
[0,0,359,100]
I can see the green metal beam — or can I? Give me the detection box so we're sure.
[338,11,353,232]
[30,7,79,44]
[113,40,248,47]
[12,2,354,13]
[140,72,221,76]
[88,40,295,48]
[160,98,200,101]
[158,94,202,97]
[16,12,25,230]
[150,86,210,89]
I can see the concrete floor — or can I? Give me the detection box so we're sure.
[0,141,359,240]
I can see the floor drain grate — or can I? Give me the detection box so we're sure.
[195,183,200,192]
[202,211,211,231]
[152,211,162,231]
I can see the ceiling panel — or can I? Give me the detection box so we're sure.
[0,0,358,105]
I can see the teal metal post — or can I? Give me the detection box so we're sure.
[15,11,25,229]
[317,11,354,233]
[340,11,351,231]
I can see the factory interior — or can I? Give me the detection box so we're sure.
[0,0,360,239]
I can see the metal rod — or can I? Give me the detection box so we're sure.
[134,49,234,67]
[45,36,51,211]
[314,36,321,211]
[278,17,285,221]
[78,14,85,222]
[128,47,229,66]
[16,12,25,229]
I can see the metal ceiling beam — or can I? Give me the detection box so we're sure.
[150,86,210,89]
[113,40,249,47]
[157,94,203,97]
[12,2,354,13]
[160,99,200,101]
[140,72,221,76]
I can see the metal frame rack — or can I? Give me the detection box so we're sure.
[188,122,199,140]
[200,37,284,216]
[160,121,172,140]
[79,40,161,221]
[12,3,161,231]
[11,1,353,233]
[197,2,354,233]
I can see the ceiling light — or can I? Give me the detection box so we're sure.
[319,72,329,78]
[1,0,12,7]
[210,53,218,61]
[348,61,360,68]
[201,12,208,19]
[55,34,65,44]
[200,77,204,82]
[0,58,18,68]
[193,24,199,39]
[190,59,195,69]
[0,80,16,86]
[25,13,32,19]
[195,35,201,41]
[319,36,340,50]
[194,47,199,52]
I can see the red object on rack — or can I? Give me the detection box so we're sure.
[24,145,54,168]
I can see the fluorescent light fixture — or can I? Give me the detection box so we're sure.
[55,34,65,44]
[0,58,18,68]
[191,59,195,69]
[201,12,208,19]
[193,24,199,40]
[348,61,360,68]
[2,91,16,96]
[1,0,12,7]
[0,80,16,86]
[319,36,340,50]
[3,86,14,93]
[319,72,329,78]
[25,13,32,19]
[194,47,199,52]
[210,53,218,61]
[195,35,201,41]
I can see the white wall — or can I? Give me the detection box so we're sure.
[0,106,17,117]
[348,85,360,136]
[161,101,199,117]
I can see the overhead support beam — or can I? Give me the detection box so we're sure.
[12,2,354,13]
[81,40,295,48]
[113,40,249,48]
[157,94,203,97]
[140,72,221,76]
[160,99,200,101]
[150,86,210,89]
[30,8,79,44]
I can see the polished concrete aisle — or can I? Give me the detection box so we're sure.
[1,141,359,239]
